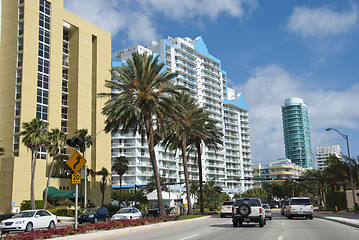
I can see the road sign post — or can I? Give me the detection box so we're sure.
[66,152,87,229]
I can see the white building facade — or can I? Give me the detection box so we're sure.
[111,36,253,194]
[316,145,341,170]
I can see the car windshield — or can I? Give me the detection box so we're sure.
[263,204,269,209]
[290,199,312,205]
[118,208,132,213]
[222,202,234,206]
[235,199,261,206]
[13,211,36,218]
[82,209,95,214]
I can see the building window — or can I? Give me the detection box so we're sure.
[15,101,21,116]
[17,53,23,67]
[18,22,23,36]
[15,85,21,100]
[13,135,19,151]
[14,118,20,133]
[17,37,23,51]
[16,69,22,83]
[18,6,24,20]
[18,0,24,4]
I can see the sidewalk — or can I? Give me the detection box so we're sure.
[314,211,359,228]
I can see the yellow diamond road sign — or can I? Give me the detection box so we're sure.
[72,174,81,184]
[66,151,87,173]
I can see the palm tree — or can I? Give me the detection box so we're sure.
[188,110,222,214]
[98,52,183,217]
[161,92,210,215]
[20,118,48,210]
[96,167,110,207]
[144,174,169,194]
[43,128,66,209]
[112,156,128,207]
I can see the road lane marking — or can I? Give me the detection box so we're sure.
[91,218,210,240]
[179,234,199,240]
[278,236,283,240]
[282,223,285,226]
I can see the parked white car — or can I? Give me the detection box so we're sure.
[111,207,142,220]
[0,210,57,233]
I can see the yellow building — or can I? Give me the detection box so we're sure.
[253,158,306,188]
[0,0,111,213]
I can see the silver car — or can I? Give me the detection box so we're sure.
[262,204,272,220]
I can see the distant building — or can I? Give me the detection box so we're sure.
[281,98,313,169]
[111,36,253,193]
[316,145,341,170]
[253,159,306,188]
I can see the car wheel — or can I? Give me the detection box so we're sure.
[259,218,264,227]
[238,220,243,226]
[78,220,82,224]
[264,219,266,225]
[269,217,272,220]
[220,213,224,218]
[25,222,33,232]
[287,215,292,219]
[309,215,313,220]
[48,221,56,229]
[238,203,251,217]
[233,220,238,227]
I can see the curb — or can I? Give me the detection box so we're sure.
[315,215,359,229]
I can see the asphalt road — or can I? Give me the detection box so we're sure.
[54,210,359,240]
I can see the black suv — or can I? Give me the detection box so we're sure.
[232,198,266,227]
[78,207,109,224]
[146,203,172,217]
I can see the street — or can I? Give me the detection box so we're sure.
[54,209,359,240]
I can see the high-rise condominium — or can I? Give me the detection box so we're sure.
[0,0,111,213]
[111,37,253,193]
[281,98,313,168]
[316,145,341,170]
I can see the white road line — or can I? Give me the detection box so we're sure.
[282,223,285,226]
[278,236,283,240]
[179,234,199,240]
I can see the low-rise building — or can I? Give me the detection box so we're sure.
[253,158,306,187]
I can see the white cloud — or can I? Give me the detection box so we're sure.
[144,0,258,21]
[287,4,358,37]
[64,0,257,45]
[231,64,359,164]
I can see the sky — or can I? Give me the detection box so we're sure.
[64,0,359,166]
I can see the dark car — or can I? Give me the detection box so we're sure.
[146,203,171,217]
[78,207,109,224]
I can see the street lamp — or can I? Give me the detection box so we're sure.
[326,128,358,213]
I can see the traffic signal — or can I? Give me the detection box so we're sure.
[66,137,86,153]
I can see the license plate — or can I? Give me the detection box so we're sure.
[244,218,250,221]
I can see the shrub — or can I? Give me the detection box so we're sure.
[21,200,46,210]
[48,208,75,217]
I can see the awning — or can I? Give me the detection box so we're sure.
[44,186,84,199]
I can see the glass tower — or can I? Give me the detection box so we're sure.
[281,98,313,168]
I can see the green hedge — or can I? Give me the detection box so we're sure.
[21,200,45,210]
[325,191,347,211]
[48,208,75,217]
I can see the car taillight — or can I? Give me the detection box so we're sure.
[232,207,234,213]
[311,206,313,210]
[260,208,262,213]
[290,206,292,210]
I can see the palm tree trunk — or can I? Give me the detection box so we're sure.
[119,175,122,208]
[145,117,166,217]
[101,180,105,207]
[181,131,193,215]
[196,141,204,214]
[31,151,37,210]
[43,157,56,209]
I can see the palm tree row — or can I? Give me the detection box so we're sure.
[99,52,222,216]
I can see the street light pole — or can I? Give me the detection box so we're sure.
[326,128,358,213]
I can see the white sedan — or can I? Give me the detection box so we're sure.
[0,210,57,233]
[111,207,142,220]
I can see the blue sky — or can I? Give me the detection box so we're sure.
[64,0,359,166]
